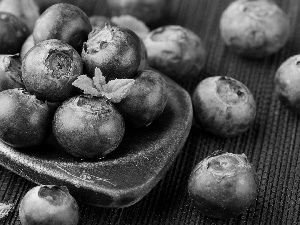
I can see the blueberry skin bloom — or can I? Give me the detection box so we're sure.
[274,55,300,114]
[220,0,290,57]
[188,151,258,219]
[0,12,30,54]
[53,95,125,159]
[192,76,256,137]
[22,39,83,102]
[144,25,206,80]
[19,185,79,225]
[0,88,52,148]
[81,24,141,81]
[33,3,92,53]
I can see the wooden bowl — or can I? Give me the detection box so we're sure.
[0,75,193,208]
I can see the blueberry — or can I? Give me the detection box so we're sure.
[192,76,256,137]
[188,151,258,219]
[19,185,79,225]
[0,88,52,147]
[53,95,125,159]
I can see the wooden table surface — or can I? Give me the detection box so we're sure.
[1,0,300,224]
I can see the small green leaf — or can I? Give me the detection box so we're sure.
[72,75,100,96]
[102,79,135,103]
[72,68,135,102]
[93,67,106,91]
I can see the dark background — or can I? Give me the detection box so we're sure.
[1,0,300,224]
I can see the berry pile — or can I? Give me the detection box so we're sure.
[0,3,168,159]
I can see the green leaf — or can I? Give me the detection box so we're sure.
[72,75,100,96]
[72,68,135,103]
[92,67,106,91]
[102,78,135,103]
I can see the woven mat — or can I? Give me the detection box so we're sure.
[1,0,300,224]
